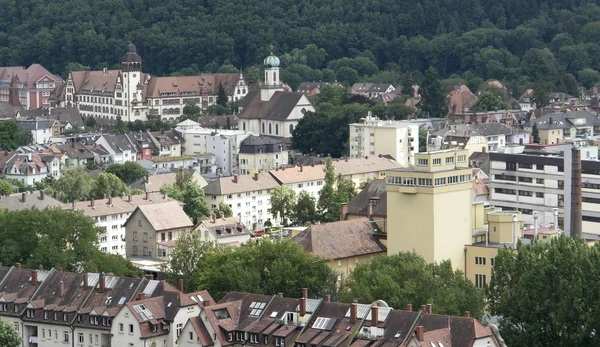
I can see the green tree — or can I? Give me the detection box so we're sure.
[472,91,508,111]
[113,116,128,134]
[532,123,540,143]
[161,181,209,223]
[193,239,337,300]
[488,236,600,346]
[336,67,359,85]
[217,82,228,107]
[419,129,428,152]
[53,167,95,202]
[0,317,21,347]
[578,68,600,90]
[14,128,33,147]
[420,67,446,117]
[532,79,551,108]
[85,252,144,278]
[0,179,14,195]
[270,185,296,225]
[183,102,201,119]
[293,190,317,225]
[0,121,32,150]
[84,116,97,129]
[214,201,233,218]
[105,162,148,185]
[339,252,485,318]
[92,173,128,199]
[335,177,357,205]
[401,73,415,96]
[318,156,338,222]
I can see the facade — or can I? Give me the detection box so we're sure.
[349,113,420,166]
[269,164,325,200]
[351,83,395,98]
[65,45,247,123]
[140,155,212,175]
[94,134,138,164]
[238,135,287,174]
[16,118,60,145]
[293,218,386,281]
[0,64,63,109]
[519,89,535,111]
[73,193,180,257]
[124,201,193,259]
[131,170,208,192]
[238,54,315,139]
[526,110,600,145]
[203,173,279,229]
[194,216,252,247]
[433,123,530,153]
[385,149,473,269]
[2,153,61,185]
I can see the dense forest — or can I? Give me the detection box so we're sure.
[3,0,600,95]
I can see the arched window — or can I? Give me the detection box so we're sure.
[275,124,279,135]
[273,72,276,83]
[242,122,246,131]
[262,123,265,133]
[289,124,294,134]
[268,123,272,134]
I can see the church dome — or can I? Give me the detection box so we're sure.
[122,44,142,63]
[263,54,280,68]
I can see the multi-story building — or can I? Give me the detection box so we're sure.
[432,123,530,152]
[65,44,247,123]
[385,148,473,269]
[124,201,193,260]
[2,153,61,185]
[351,83,395,98]
[0,64,63,109]
[526,110,600,145]
[203,173,279,229]
[489,144,600,238]
[269,164,325,199]
[73,193,179,257]
[15,118,60,145]
[238,135,287,174]
[348,113,420,166]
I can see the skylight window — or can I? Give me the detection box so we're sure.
[312,317,336,330]
[249,302,266,316]
[118,297,127,306]
[270,312,278,318]
[133,304,154,321]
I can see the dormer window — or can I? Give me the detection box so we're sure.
[151,324,157,333]
[14,304,19,312]
[53,312,58,320]
[90,315,98,325]
[63,313,68,321]
[43,310,49,319]
[26,309,35,318]
[77,314,82,323]
[228,333,233,342]
[0,303,7,312]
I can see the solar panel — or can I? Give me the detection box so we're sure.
[250,302,257,309]
[133,304,154,321]
[270,312,278,318]
[258,302,266,309]
[118,297,127,306]
[312,317,330,330]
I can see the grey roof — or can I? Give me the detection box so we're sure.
[239,135,285,154]
[352,83,394,93]
[435,122,518,137]
[529,110,600,130]
[346,179,387,217]
[0,192,67,211]
[469,151,490,175]
[238,90,306,121]
[49,107,83,128]
[102,134,137,153]
[0,102,23,118]
[16,118,51,130]
[196,115,238,128]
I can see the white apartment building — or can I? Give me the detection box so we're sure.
[238,135,287,174]
[203,173,279,230]
[73,193,178,257]
[269,164,325,200]
[2,153,61,186]
[349,113,419,166]
[489,144,600,239]
[175,122,256,176]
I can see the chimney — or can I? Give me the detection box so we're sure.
[83,274,88,290]
[464,311,471,318]
[367,203,373,218]
[325,295,331,302]
[340,203,348,221]
[128,195,132,202]
[554,208,559,234]
[38,265,43,270]
[378,154,382,158]
[145,274,153,280]
[512,214,518,250]
[72,201,75,210]
[178,279,184,293]
[299,297,307,317]
[21,193,26,203]
[99,272,105,293]
[299,165,303,172]
[365,156,368,160]
[311,162,315,167]
[90,199,94,207]
[212,214,216,223]
[482,146,486,153]
[426,304,432,314]
[94,267,98,273]
[202,300,210,307]
[40,190,44,200]
[416,326,424,342]
[371,306,378,327]
[420,304,426,313]
[533,211,539,240]
[571,147,583,239]
[58,267,62,272]
[407,304,412,311]
[254,172,259,181]
[145,192,150,200]
[60,280,65,297]
[233,175,238,184]
[519,138,524,145]
[277,293,283,298]
[138,293,145,301]
[303,288,308,299]
[15,263,21,269]
[346,157,349,162]
[108,196,112,205]
[31,270,38,286]
[350,301,358,324]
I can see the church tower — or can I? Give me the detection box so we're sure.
[121,44,142,121]
[261,50,283,102]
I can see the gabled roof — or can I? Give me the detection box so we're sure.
[131,171,208,192]
[145,73,241,97]
[203,173,279,195]
[196,114,239,128]
[293,218,386,260]
[128,201,193,231]
[529,110,600,130]
[0,191,67,211]
[269,165,326,184]
[346,179,387,217]
[238,90,307,121]
[332,156,402,176]
[72,192,178,217]
[102,134,138,153]
[29,271,93,315]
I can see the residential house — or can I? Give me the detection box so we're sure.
[131,169,208,192]
[293,218,387,281]
[16,118,59,144]
[341,179,387,234]
[194,216,252,247]
[238,53,315,140]
[124,201,193,259]
[0,191,66,211]
[55,141,95,168]
[433,123,530,152]
[147,130,184,157]
[434,134,489,157]
[47,107,84,131]
[129,130,155,160]
[331,156,402,188]
[0,64,63,109]
[348,113,420,166]
[296,82,342,97]
[203,173,279,229]
[527,110,600,144]
[519,89,535,112]
[139,155,214,175]
[73,192,180,257]
[2,153,58,185]
[95,133,138,164]
[472,168,490,203]
[269,164,326,200]
[446,85,478,114]
[238,135,287,174]
[351,83,395,98]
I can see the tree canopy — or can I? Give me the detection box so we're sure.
[0,317,21,347]
[339,252,485,319]
[105,162,148,185]
[0,121,33,150]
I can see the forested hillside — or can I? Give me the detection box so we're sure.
[2,0,600,94]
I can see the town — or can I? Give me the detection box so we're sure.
[2,5,600,344]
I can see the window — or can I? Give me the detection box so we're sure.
[264,335,269,344]
[432,158,441,165]
[518,190,533,197]
[536,178,544,184]
[475,274,487,288]
[475,257,486,265]
[519,177,533,183]
[168,232,173,240]
[458,155,466,162]
[0,303,6,312]
[129,324,134,334]
[26,308,34,318]
[445,156,454,164]
[228,333,233,342]
[177,323,183,337]
[495,188,516,195]
[519,163,532,169]
[447,176,458,184]
[119,323,124,333]
[138,219,142,227]
[64,331,70,342]
[417,158,428,166]
[491,258,496,267]
[536,192,544,198]
[63,313,68,321]
[337,260,342,267]
[143,232,148,242]
[78,333,84,343]
[133,231,138,241]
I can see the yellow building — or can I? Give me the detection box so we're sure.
[385,148,472,269]
[292,217,386,281]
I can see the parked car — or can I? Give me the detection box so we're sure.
[251,230,265,238]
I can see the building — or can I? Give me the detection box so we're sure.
[269,164,326,200]
[0,64,63,109]
[15,118,60,144]
[203,173,279,229]
[94,133,139,164]
[331,156,402,188]
[65,44,247,123]
[526,110,600,144]
[131,170,208,192]
[446,85,478,114]
[124,201,193,259]
[195,114,239,130]
[341,179,387,234]
[238,135,287,174]
[296,82,342,97]
[351,83,395,98]
[348,113,420,166]
[385,149,473,269]
[432,123,530,152]
[147,130,184,157]
[139,155,213,175]
[0,191,66,211]
[73,193,180,257]
[293,218,386,280]
[238,53,315,139]
[519,89,535,111]
[432,134,489,157]
[55,142,96,168]
[489,144,600,239]
[2,153,61,185]
[194,215,252,247]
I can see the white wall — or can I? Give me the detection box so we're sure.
[207,190,273,228]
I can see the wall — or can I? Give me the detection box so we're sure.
[125,209,156,259]
[172,305,201,347]
[328,253,385,282]
[207,191,273,230]
[464,245,499,288]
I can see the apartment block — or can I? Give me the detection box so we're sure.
[349,113,419,166]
